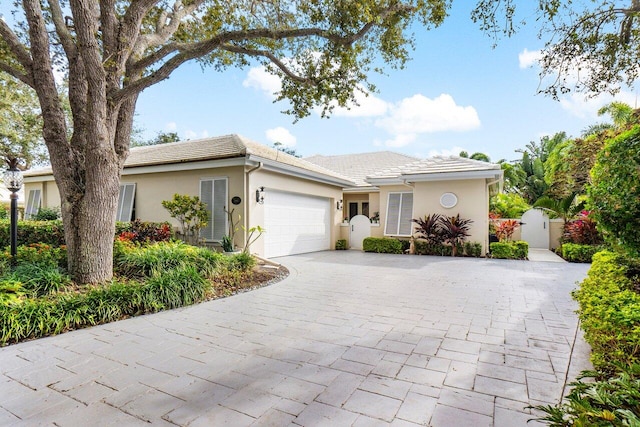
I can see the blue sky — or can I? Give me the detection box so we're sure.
[3,3,636,163]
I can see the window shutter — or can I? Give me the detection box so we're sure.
[385,192,413,236]
[212,179,227,241]
[200,178,228,241]
[24,189,41,219]
[385,193,401,235]
[398,193,414,236]
[117,184,136,222]
[200,180,214,241]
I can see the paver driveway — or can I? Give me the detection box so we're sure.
[0,251,591,426]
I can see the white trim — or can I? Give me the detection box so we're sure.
[122,158,247,175]
[368,169,503,185]
[248,155,353,187]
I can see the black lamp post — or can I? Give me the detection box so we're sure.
[3,160,23,265]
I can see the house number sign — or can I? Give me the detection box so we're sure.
[231,196,242,205]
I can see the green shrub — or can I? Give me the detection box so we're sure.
[589,126,640,257]
[414,240,451,256]
[464,242,483,258]
[363,237,403,254]
[535,252,640,424]
[512,241,529,259]
[141,266,208,311]
[114,241,223,278]
[572,251,640,371]
[228,252,256,272]
[32,207,60,221]
[562,243,603,263]
[0,280,25,305]
[490,242,513,259]
[335,239,347,250]
[8,263,71,297]
[0,220,65,246]
[490,241,528,260]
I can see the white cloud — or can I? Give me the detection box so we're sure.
[375,94,481,135]
[559,90,638,120]
[427,146,468,157]
[184,129,209,139]
[243,66,281,99]
[383,133,417,148]
[331,87,389,118]
[265,127,297,146]
[519,48,542,69]
[165,121,177,132]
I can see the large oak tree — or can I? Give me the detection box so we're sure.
[1,1,639,284]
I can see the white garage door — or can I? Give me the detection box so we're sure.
[264,190,331,258]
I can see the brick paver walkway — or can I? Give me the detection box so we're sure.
[0,251,591,426]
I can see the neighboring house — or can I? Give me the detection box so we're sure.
[23,135,503,257]
[306,154,503,254]
[23,135,353,258]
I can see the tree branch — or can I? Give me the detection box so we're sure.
[47,0,77,56]
[0,61,34,86]
[0,18,34,75]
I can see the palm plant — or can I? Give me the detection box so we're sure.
[533,191,584,223]
[439,215,473,256]
[412,214,444,244]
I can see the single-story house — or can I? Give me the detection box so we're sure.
[306,153,503,253]
[23,135,503,257]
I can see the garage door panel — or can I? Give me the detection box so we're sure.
[264,191,331,258]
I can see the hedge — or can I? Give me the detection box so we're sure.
[362,237,403,254]
[562,243,604,263]
[0,219,172,247]
[489,241,528,260]
[572,251,640,371]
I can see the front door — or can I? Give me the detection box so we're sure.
[350,215,371,250]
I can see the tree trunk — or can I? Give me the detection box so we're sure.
[59,155,120,284]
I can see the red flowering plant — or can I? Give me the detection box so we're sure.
[494,219,520,242]
[562,210,603,245]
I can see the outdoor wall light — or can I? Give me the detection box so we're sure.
[337,199,343,210]
[3,159,23,265]
[256,186,265,204]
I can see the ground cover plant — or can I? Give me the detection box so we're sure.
[0,235,266,346]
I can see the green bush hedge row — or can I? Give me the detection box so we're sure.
[489,241,528,260]
[362,237,483,257]
[363,237,403,254]
[572,251,640,371]
[534,251,640,425]
[0,220,171,247]
[561,243,604,263]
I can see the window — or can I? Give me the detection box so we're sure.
[200,178,228,241]
[384,192,413,236]
[117,183,136,222]
[24,189,41,219]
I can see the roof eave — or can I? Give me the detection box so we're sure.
[248,155,355,187]
[367,169,503,184]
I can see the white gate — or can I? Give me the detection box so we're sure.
[349,215,371,250]
[520,208,550,249]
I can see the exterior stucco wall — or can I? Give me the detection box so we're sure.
[378,179,490,254]
[247,168,344,257]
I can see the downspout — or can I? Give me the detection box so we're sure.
[245,161,263,250]
[401,180,415,189]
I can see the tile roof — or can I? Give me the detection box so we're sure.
[305,151,419,187]
[367,155,502,181]
[24,134,353,184]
